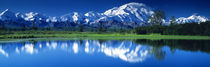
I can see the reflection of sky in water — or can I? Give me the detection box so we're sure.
[0,40,162,63]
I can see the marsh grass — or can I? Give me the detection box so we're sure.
[0,31,209,40]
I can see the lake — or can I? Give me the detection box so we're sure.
[0,38,210,67]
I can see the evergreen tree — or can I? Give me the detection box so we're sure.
[104,27,107,32]
[32,22,38,30]
[148,10,166,25]
[170,16,177,25]
[0,23,6,31]
[79,25,83,32]
[119,27,125,33]
[98,21,103,32]
[46,27,51,31]
[203,21,210,35]
[22,24,26,31]
[90,28,94,32]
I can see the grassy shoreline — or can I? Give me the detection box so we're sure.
[0,31,210,40]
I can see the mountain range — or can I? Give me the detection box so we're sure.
[0,2,208,28]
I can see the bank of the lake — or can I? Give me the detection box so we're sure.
[0,31,210,40]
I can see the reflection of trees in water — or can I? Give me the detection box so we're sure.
[151,47,166,61]
[135,39,210,53]
[135,39,210,60]
[170,48,176,54]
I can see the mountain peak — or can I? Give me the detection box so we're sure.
[24,12,40,21]
[46,16,58,22]
[176,14,208,23]
[0,9,9,16]
[60,12,84,22]
[118,2,146,11]
[0,9,18,21]
[73,12,79,22]
[22,12,48,21]
[103,2,153,22]
[84,11,100,17]
[123,2,146,7]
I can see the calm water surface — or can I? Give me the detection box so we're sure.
[0,38,210,67]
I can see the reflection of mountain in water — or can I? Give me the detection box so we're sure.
[1,39,208,63]
[0,40,167,63]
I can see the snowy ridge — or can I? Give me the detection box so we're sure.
[60,12,85,22]
[0,9,18,21]
[0,2,209,28]
[46,17,58,22]
[103,2,154,23]
[176,14,208,24]
[84,11,104,23]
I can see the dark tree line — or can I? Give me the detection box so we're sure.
[134,10,210,36]
[134,21,210,36]
[0,19,129,33]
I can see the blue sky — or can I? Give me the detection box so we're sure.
[0,0,210,19]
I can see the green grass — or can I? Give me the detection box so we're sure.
[0,31,210,40]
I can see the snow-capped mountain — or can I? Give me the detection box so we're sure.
[0,9,48,22]
[23,12,48,22]
[0,9,19,21]
[60,12,85,22]
[176,14,208,24]
[0,2,209,28]
[102,2,154,23]
[84,11,104,23]
[46,17,59,22]
[55,2,154,24]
